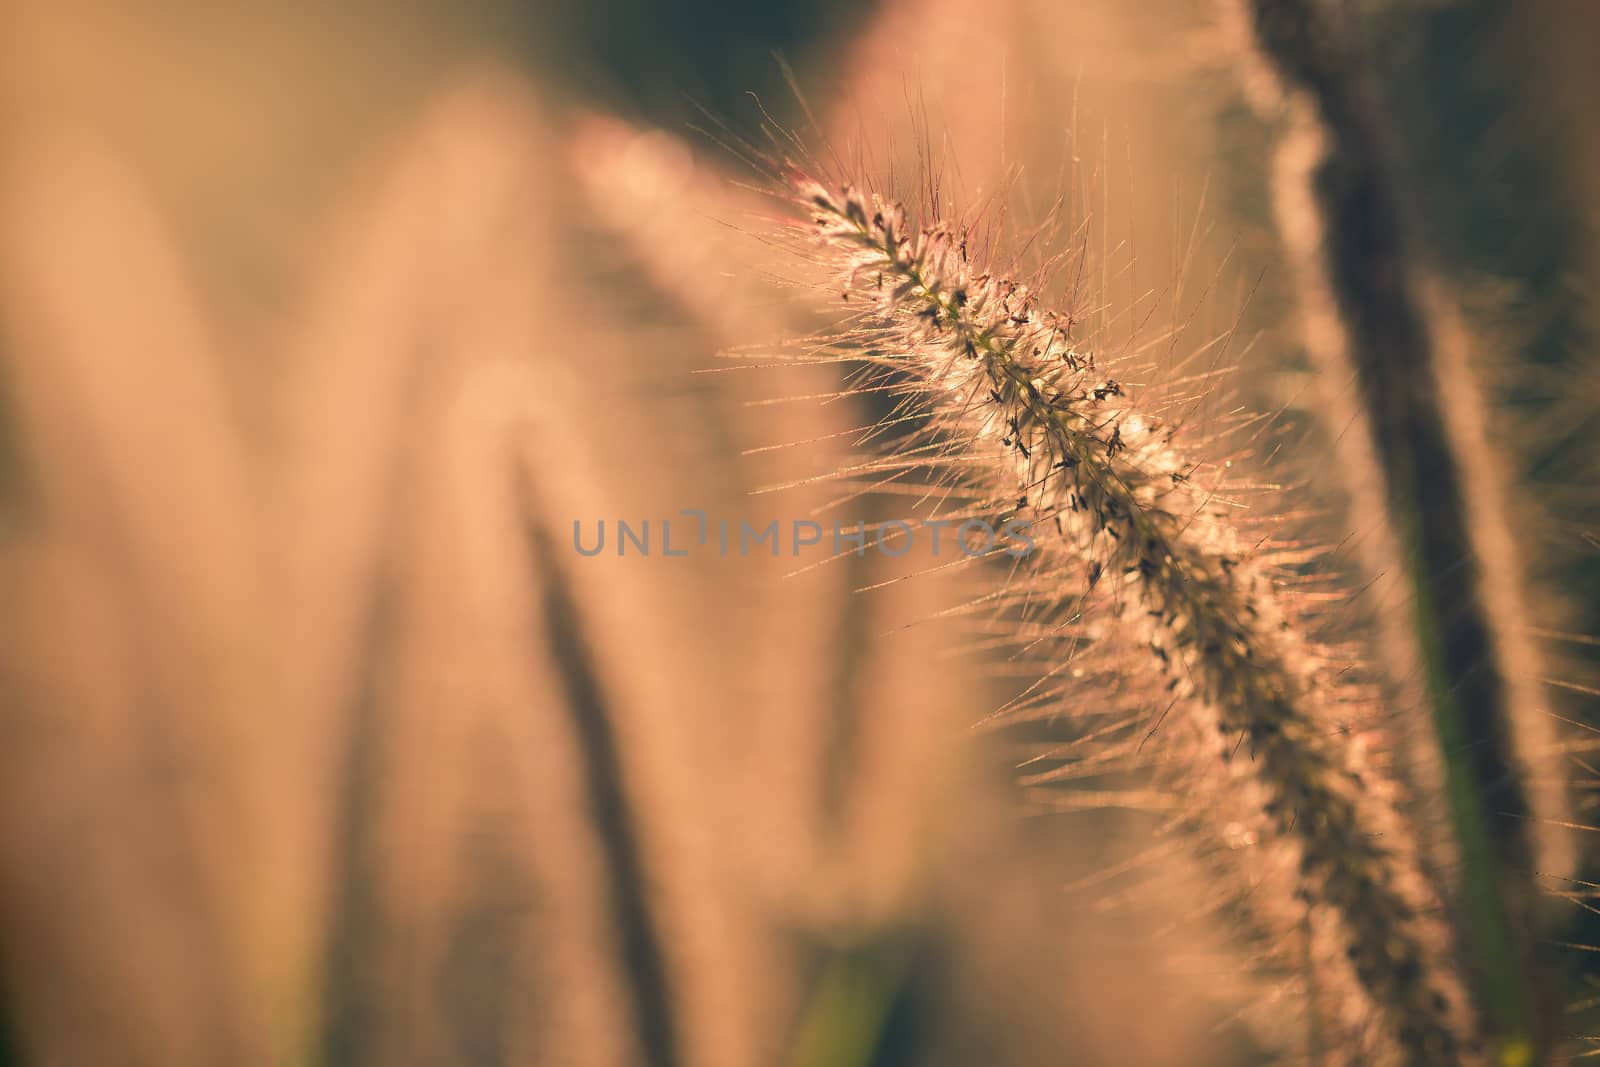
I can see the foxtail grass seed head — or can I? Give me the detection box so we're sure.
[784,175,1480,1065]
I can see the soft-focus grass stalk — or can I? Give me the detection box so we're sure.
[785,175,1478,1064]
[1233,1,1560,1060]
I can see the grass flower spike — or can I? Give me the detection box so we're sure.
[788,175,1479,1065]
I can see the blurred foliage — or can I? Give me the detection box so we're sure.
[1368,0,1600,635]
[516,0,877,128]
[1364,0,1600,1008]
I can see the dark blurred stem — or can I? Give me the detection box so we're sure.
[521,478,682,1067]
[1238,0,1553,1060]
